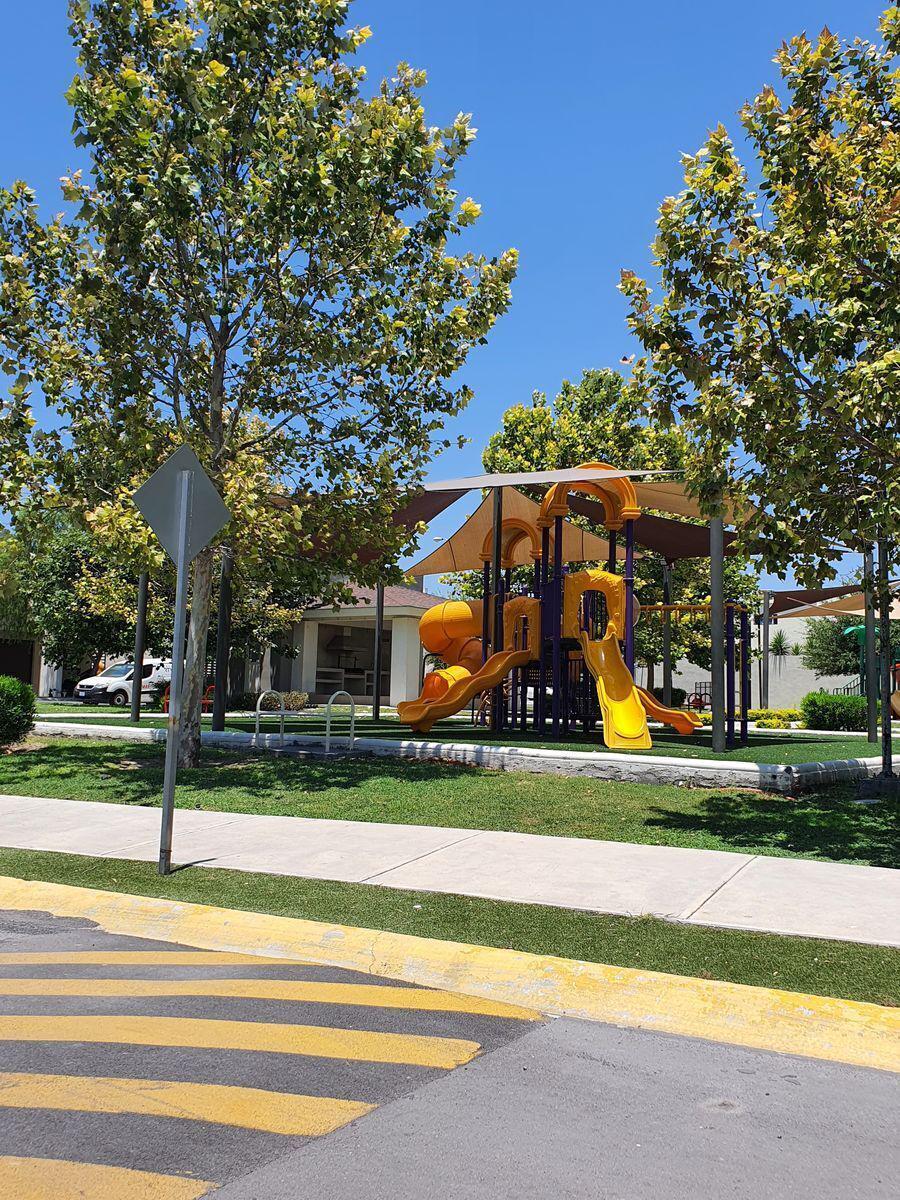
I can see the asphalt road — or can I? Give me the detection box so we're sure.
[1,906,897,1199]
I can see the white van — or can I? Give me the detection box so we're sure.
[73,659,171,707]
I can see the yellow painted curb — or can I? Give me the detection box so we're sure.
[0,874,897,1074]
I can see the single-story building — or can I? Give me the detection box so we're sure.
[266,583,441,707]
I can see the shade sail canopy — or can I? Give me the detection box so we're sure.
[565,497,739,560]
[423,467,672,492]
[768,584,865,618]
[407,487,638,575]
[424,467,747,524]
[773,585,900,620]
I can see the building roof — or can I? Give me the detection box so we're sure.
[309,583,442,617]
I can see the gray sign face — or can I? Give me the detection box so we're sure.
[133,445,231,564]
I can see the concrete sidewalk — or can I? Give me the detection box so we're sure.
[0,793,897,947]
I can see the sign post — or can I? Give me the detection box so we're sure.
[133,447,231,875]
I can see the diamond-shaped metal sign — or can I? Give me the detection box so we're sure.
[133,445,231,564]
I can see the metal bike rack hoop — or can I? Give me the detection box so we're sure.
[325,691,356,754]
[255,690,286,747]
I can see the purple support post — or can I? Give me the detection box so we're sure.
[726,604,736,749]
[551,514,564,739]
[740,608,750,746]
[481,562,490,666]
[607,529,617,575]
[491,488,504,733]
[624,520,635,674]
[537,526,550,732]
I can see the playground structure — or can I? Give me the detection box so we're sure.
[398,464,754,751]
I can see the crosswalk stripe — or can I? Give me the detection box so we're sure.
[0,951,281,965]
[0,1072,373,1136]
[0,1014,481,1069]
[0,977,538,1019]
[0,1156,214,1199]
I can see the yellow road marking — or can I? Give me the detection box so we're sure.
[0,1015,480,1069]
[0,976,537,1020]
[0,1156,214,1199]
[4,875,895,1074]
[0,951,281,966]
[0,1072,373,1136]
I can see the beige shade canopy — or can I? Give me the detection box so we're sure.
[407,487,638,575]
[776,590,900,620]
[423,468,750,525]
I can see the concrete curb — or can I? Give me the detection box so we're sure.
[0,874,896,1074]
[33,721,883,793]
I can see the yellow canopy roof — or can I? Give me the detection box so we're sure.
[408,487,638,575]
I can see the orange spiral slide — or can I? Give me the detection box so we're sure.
[398,599,535,733]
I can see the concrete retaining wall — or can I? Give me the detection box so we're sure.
[33,721,883,795]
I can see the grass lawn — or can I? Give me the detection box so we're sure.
[0,847,896,1006]
[4,737,897,867]
[34,709,900,765]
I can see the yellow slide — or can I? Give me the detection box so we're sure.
[398,648,533,734]
[636,686,703,736]
[578,630,652,750]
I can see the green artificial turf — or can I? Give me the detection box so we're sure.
[5,737,898,867]
[0,847,896,1006]
[34,709,900,765]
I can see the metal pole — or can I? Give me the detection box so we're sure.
[159,469,193,875]
[662,561,673,707]
[372,581,384,722]
[607,529,617,575]
[481,562,491,666]
[130,572,149,724]
[491,487,504,732]
[740,608,750,746]
[760,590,770,710]
[725,604,736,749]
[537,526,550,731]
[551,514,563,738]
[212,547,233,732]
[864,545,878,743]
[710,514,726,753]
[877,537,894,778]
[624,519,635,674]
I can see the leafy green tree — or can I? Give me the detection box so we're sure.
[800,616,900,677]
[461,369,759,678]
[621,10,900,582]
[0,0,516,763]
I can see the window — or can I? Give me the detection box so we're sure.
[141,663,154,678]
[99,663,132,679]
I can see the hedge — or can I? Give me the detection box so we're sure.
[800,691,870,732]
[651,686,687,708]
[0,676,36,748]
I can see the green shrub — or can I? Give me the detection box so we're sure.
[748,707,800,723]
[0,676,36,747]
[651,686,687,708]
[800,691,869,732]
[281,690,309,712]
[227,690,258,711]
[755,714,791,729]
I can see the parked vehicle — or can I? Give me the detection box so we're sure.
[73,659,171,707]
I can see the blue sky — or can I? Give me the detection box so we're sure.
[0,1,873,583]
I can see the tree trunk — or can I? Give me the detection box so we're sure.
[178,546,215,768]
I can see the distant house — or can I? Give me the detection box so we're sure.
[258,583,441,706]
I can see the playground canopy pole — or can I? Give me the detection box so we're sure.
[211,548,233,733]
[607,529,617,574]
[662,561,673,707]
[709,513,727,753]
[551,514,564,738]
[481,562,490,666]
[760,590,770,710]
[537,525,550,731]
[725,603,736,749]
[863,545,878,743]
[491,487,504,732]
[877,536,894,778]
[740,608,750,746]
[624,519,635,674]
[130,571,149,725]
[372,581,384,721]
